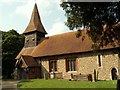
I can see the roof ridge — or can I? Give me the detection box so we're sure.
[46,29,88,38]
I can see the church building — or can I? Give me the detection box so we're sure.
[16,3,120,81]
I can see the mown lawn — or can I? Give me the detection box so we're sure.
[18,79,117,88]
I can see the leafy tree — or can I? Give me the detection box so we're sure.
[60,2,120,49]
[2,29,24,79]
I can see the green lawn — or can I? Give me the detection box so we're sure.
[18,79,117,88]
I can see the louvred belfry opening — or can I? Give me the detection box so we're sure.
[23,3,47,47]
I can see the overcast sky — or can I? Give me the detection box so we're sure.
[0,0,71,36]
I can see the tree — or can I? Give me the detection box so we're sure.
[60,2,120,49]
[2,29,24,79]
[60,2,120,87]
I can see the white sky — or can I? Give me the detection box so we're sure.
[0,0,70,36]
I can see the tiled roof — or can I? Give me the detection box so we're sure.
[23,3,47,34]
[16,47,35,59]
[21,55,39,67]
[32,30,93,57]
[16,29,120,59]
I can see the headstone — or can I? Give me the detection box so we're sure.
[117,79,120,90]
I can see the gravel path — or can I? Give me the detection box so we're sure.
[2,80,19,90]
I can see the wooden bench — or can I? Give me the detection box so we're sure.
[71,74,92,81]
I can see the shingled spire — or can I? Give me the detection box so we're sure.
[24,3,47,47]
[24,3,47,34]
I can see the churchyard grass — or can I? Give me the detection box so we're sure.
[18,79,117,88]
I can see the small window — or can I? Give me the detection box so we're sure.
[66,58,76,72]
[32,38,35,41]
[49,60,57,72]
[98,54,102,67]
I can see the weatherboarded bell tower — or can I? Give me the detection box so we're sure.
[23,3,47,47]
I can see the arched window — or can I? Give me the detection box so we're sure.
[111,68,117,80]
